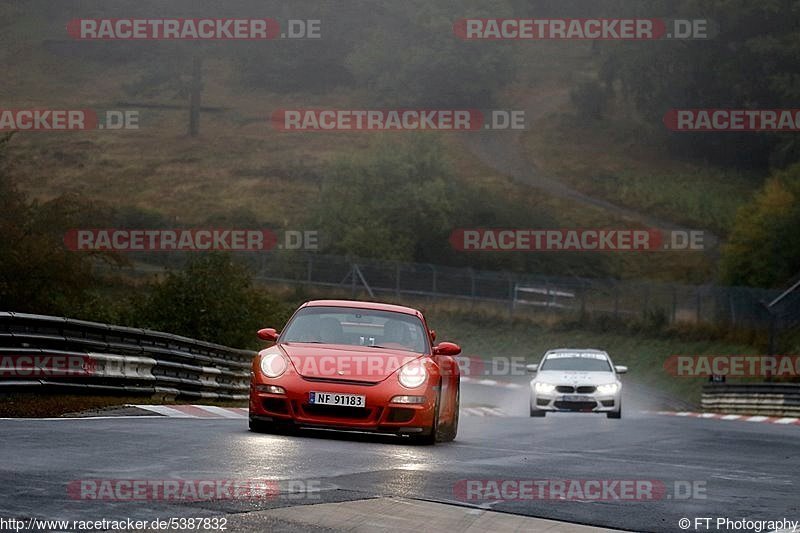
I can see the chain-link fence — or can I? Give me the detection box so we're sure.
[212,252,783,330]
[111,251,790,331]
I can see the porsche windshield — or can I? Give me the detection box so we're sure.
[281,306,429,353]
[540,353,613,372]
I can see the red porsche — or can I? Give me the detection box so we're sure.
[249,300,461,444]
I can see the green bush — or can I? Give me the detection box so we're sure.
[720,164,800,288]
[132,253,293,348]
[0,134,122,316]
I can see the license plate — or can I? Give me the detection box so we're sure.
[309,391,366,408]
[562,395,592,402]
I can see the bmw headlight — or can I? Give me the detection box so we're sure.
[260,352,288,378]
[597,383,619,395]
[534,382,556,394]
[398,362,427,388]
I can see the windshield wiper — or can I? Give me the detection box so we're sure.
[365,344,416,352]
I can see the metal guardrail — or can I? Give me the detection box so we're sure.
[702,383,800,417]
[0,312,255,401]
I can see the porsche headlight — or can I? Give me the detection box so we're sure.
[260,352,288,378]
[597,383,619,395]
[398,362,427,388]
[534,382,556,394]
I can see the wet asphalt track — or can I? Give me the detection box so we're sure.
[0,378,798,533]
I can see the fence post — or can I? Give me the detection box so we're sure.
[765,304,778,383]
[351,264,357,298]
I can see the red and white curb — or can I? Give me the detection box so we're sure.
[461,377,522,390]
[652,411,800,426]
[130,405,248,418]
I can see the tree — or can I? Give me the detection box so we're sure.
[346,0,516,107]
[0,134,117,315]
[134,253,292,347]
[315,135,457,261]
[720,164,800,288]
[599,0,800,168]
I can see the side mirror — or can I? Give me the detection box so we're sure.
[526,363,538,373]
[257,328,279,342]
[433,342,461,356]
[615,365,628,374]
[429,330,436,342]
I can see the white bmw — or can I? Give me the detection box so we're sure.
[527,349,627,419]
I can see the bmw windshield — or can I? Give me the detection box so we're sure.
[540,353,613,372]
